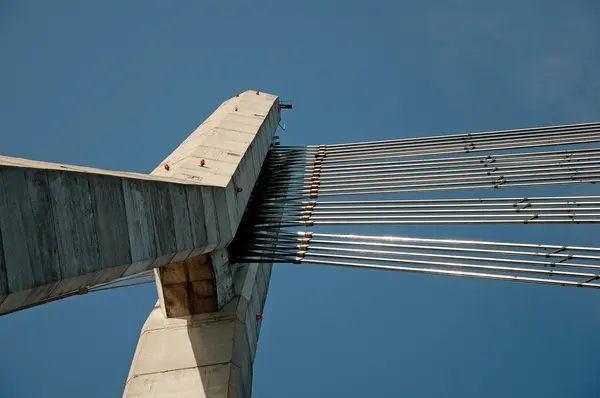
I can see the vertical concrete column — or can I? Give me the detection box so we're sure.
[123,300,248,398]
[124,90,280,398]
[123,253,272,398]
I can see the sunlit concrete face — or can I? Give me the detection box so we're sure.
[123,301,246,398]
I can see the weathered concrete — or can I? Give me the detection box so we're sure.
[153,254,219,317]
[154,249,236,318]
[123,256,273,398]
[0,90,280,315]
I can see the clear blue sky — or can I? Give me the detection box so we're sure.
[1,1,600,397]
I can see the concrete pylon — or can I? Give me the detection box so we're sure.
[122,91,280,397]
[0,90,280,397]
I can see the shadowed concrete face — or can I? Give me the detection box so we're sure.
[154,254,219,316]
[124,256,273,398]
[154,249,237,318]
[0,90,280,316]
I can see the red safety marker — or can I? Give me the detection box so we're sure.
[235,93,239,97]
[256,315,262,320]
[256,91,260,95]
[164,164,170,171]
[200,159,205,167]
[236,187,243,193]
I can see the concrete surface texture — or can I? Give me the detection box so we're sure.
[154,249,236,318]
[124,256,273,398]
[0,90,280,316]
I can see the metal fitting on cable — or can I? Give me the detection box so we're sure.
[310,145,323,182]
[485,167,499,176]
[514,197,529,206]
[551,254,573,265]
[308,157,321,198]
[315,146,327,160]
[549,246,567,255]
[481,156,496,165]
[524,214,539,223]
[293,248,307,264]
[302,201,316,224]
[515,203,531,212]
[296,250,308,257]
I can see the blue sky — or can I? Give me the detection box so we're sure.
[1,1,600,397]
